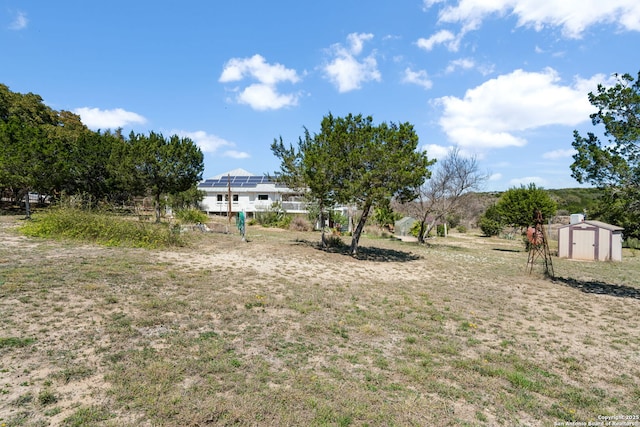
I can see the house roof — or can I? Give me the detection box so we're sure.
[209,168,255,179]
[198,171,288,190]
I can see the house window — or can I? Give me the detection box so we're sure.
[258,195,268,201]
[217,195,223,202]
[233,195,238,202]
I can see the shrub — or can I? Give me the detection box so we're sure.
[255,202,292,229]
[289,216,311,231]
[624,237,640,249]
[20,207,183,248]
[325,235,345,248]
[479,217,502,237]
[457,225,467,233]
[174,208,208,224]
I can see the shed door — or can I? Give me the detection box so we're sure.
[572,229,595,260]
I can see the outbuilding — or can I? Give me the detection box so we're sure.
[394,217,416,237]
[557,220,624,262]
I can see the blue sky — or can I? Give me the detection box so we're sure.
[2,1,639,191]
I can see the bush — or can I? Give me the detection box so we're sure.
[457,225,467,233]
[174,208,208,224]
[325,235,345,248]
[20,207,183,248]
[289,216,311,231]
[479,217,502,237]
[409,221,422,238]
[624,237,640,249]
[255,202,292,229]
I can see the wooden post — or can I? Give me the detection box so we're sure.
[227,174,231,224]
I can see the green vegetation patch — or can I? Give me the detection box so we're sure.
[20,207,184,248]
[0,336,36,349]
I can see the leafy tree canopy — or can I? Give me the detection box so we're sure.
[495,183,557,229]
[130,131,204,222]
[272,113,432,255]
[1,84,204,220]
[571,71,640,238]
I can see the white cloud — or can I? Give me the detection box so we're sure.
[223,150,250,159]
[346,32,373,55]
[402,68,433,90]
[323,33,381,93]
[509,176,548,187]
[489,172,503,181]
[436,68,597,149]
[9,11,28,30]
[445,58,475,73]
[219,54,300,110]
[172,130,250,159]
[74,107,146,130]
[172,130,234,153]
[236,83,299,111]
[219,54,299,85]
[426,0,640,38]
[423,144,452,159]
[543,148,576,159]
[416,30,460,52]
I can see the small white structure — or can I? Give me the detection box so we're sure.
[395,217,416,237]
[570,213,585,224]
[198,169,306,216]
[557,220,624,262]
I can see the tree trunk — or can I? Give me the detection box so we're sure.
[154,192,162,223]
[417,212,429,244]
[24,190,31,219]
[320,209,327,248]
[424,218,438,239]
[349,202,372,256]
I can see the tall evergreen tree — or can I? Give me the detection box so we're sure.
[272,113,432,256]
[131,132,204,222]
[571,71,640,238]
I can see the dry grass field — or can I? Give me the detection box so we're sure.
[1,215,639,426]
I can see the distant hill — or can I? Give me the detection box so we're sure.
[546,187,603,215]
[454,187,604,227]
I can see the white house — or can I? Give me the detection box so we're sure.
[198,169,306,216]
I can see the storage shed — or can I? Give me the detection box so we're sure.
[557,220,624,261]
[394,217,416,237]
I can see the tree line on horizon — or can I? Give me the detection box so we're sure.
[0,84,204,222]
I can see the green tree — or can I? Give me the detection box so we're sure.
[272,113,431,255]
[168,185,206,211]
[495,183,557,230]
[130,132,204,222]
[372,198,401,231]
[0,85,58,216]
[271,127,337,246]
[570,71,640,238]
[0,117,43,216]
